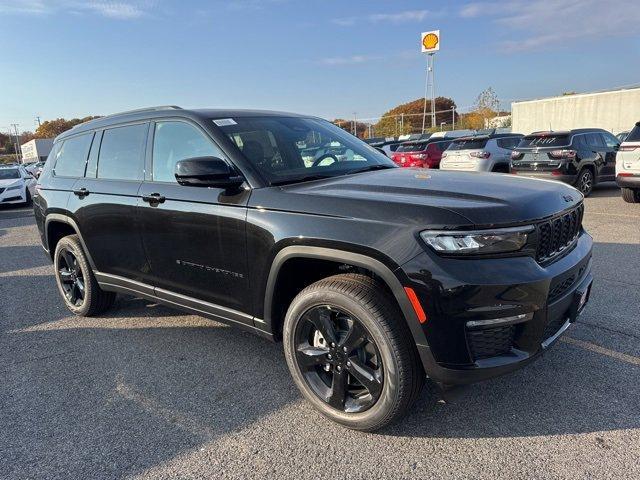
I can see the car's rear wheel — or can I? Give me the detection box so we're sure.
[283,273,424,431]
[24,189,32,206]
[54,235,116,316]
[576,168,594,196]
[621,187,640,203]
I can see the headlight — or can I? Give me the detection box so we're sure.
[420,226,533,255]
[6,184,22,191]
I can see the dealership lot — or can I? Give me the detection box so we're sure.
[0,184,638,479]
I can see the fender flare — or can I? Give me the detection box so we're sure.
[44,213,97,270]
[262,246,429,349]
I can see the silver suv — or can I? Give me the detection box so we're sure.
[440,133,523,173]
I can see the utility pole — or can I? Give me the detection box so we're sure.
[35,116,42,127]
[10,124,20,162]
[352,112,357,137]
[451,106,455,130]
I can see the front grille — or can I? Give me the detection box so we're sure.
[467,325,515,360]
[536,204,584,263]
[542,315,568,341]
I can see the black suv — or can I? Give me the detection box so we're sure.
[510,128,620,196]
[34,107,593,431]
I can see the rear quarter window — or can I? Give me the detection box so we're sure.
[53,133,94,178]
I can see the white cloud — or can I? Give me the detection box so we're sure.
[333,9,430,26]
[460,0,640,52]
[318,50,416,66]
[0,0,156,19]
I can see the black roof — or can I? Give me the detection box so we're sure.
[452,133,523,141]
[57,106,318,142]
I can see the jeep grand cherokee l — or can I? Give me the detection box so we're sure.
[33,106,593,431]
[510,129,619,196]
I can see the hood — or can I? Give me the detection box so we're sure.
[0,178,22,188]
[269,168,582,227]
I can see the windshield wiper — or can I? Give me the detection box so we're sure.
[345,164,396,175]
[271,174,334,186]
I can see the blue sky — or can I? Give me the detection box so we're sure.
[1,0,639,131]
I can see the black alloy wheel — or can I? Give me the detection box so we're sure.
[294,305,383,413]
[57,248,85,307]
[578,169,593,196]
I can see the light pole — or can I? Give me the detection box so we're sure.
[440,122,446,131]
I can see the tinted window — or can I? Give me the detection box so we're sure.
[153,121,225,182]
[497,137,520,149]
[0,168,20,180]
[53,133,93,177]
[585,133,604,148]
[517,135,570,148]
[626,124,640,142]
[448,138,488,150]
[97,124,147,180]
[396,142,427,152]
[602,132,619,149]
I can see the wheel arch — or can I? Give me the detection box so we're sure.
[44,213,96,269]
[262,246,428,349]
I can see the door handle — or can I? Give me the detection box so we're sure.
[73,187,90,198]
[142,193,166,204]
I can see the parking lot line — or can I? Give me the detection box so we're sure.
[561,336,640,367]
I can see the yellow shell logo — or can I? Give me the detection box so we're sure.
[423,33,438,50]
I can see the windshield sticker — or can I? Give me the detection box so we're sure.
[213,118,237,127]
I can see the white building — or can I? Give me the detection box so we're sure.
[20,138,54,163]
[512,87,640,135]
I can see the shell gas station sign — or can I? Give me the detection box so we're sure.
[421,30,440,53]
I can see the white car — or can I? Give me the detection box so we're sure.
[0,165,37,206]
[616,122,640,203]
[440,133,523,173]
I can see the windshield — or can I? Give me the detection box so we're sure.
[447,138,488,150]
[214,116,395,185]
[517,135,570,149]
[0,168,20,180]
[396,142,427,152]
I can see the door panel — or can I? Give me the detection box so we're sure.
[138,183,251,313]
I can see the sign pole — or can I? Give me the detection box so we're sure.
[420,30,440,133]
[430,53,436,129]
[421,55,429,134]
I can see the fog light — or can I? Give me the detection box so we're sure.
[466,312,533,329]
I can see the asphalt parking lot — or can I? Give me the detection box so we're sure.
[1,184,638,479]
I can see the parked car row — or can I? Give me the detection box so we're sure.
[367,125,639,201]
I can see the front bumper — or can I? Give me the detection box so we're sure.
[0,189,26,204]
[400,230,593,385]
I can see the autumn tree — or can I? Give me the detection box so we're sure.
[332,119,370,138]
[35,116,101,138]
[373,97,457,137]
[472,87,501,128]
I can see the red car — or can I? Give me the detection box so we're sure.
[391,139,452,168]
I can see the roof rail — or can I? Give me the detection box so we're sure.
[70,106,183,130]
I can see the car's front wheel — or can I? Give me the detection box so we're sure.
[621,187,640,203]
[283,273,424,431]
[54,235,116,316]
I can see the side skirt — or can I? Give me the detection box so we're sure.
[94,272,274,341]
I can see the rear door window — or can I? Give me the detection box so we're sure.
[53,133,94,177]
[97,123,148,181]
[585,133,605,148]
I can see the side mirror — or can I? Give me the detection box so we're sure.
[174,157,244,189]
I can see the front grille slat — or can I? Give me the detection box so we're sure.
[535,203,583,263]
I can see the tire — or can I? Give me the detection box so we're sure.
[283,273,424,431]
[53,234,116,316]
[24,188,32,206]
[621,187,640,203]
[576,168,594,196]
